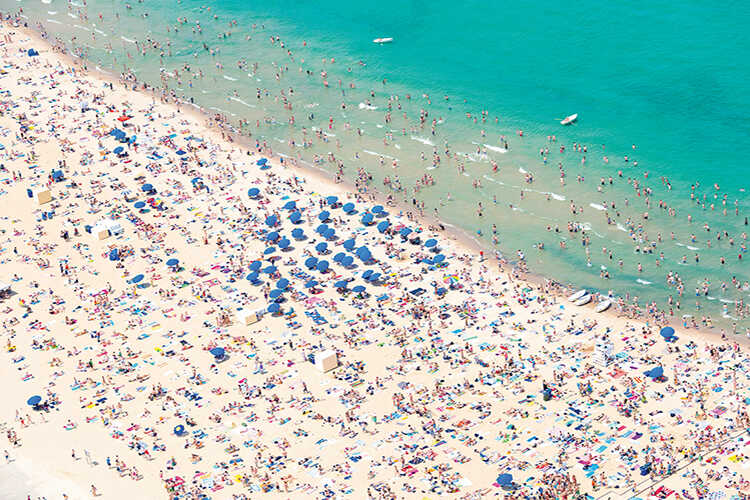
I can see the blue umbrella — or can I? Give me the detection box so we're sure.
[269,289,283,299]
[263,265,277,275]
[368,272,381,282]
[276,278,289,289]
[305,280,318,288]
[316,242,328,253]
[645,366,664,379]
[660,327,675,339]
[283,200,296,210]
[334,280,349,288]
[361,213,374,225]
[176,149,187,156]
[357,247,372,262]
[496,474,512,486]
[304,257,318,269]
[249,261,262,271]
[256,158,268,166]
[267,303,280,313]
[113,146,124,154]
[27,395,42,406]
[265,215,278,227]
[424,238,437,248]
[316,260,329,272]
[290,211,302,224]
[433,254,445,264]
[318,210,330,221]
[266,231,280,242]
[166,258,179,267]
[248,187,260,198]
[333,252,346,263]
[291,228,304,239]
[316,223,329,235]
[343,238,356,251]
[246,272,260,282]
[342,202,355,214]
[210,347,225,358]
[362,270,373,280]
[352,285,366,293]
[399,227,413,237]
[141,183,153,192]
[377,220,390,233]
[264,246,276,255]
[173,424,186,436]
[372,205,384,214]
[341,255,354,267]
[436,287,447,295]
[324,228,336,240]
[134,201,146,209]
[278,238,291,249]
[131,274,144,284]
[326,196,338,206]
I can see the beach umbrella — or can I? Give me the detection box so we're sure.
[166,258,179,267]
[433,254,445,264]
[377,220,390,233]
[266,231,280,242]
[424,238,437,248]
[176,149,187,156]
[356,246,372,262]
[256,158,268,166]
[645,366,664,379]
[318,210,330,222]
[267,303,280,313]
[27,395,42,406]
[660,327,675,339]
[333,252,346,263]
[249,261,262,271]
[316,223,329,235]
[134,201,146,209]
[290,211,302,224]
[265,215,278,227]
[141,183,153,192]
[334,280,349,289]
[248,187,260,198]
[117,115,131,122]
[324,228,336,240]
[210,347,225,358]
[173,425,186,436]
[278,238,291,249]
[113,146,124,154]
[436,287,447,296]
[304,257,318,269]
[343,238,356,251]
[305,280,318,289]
[316,260,329,272]
[191,177,202,184]
[399,227,413,238]
[283,200,297,210]
[246,272,260,282]
[316,242,328,253]
[341,255,354,267]
[362,270,373,280]
[368,272,381,282]
[263,265,277,275]
[352,285,366,293]
[326,196,338,206]
[372,205,384,214]
[361,213,374,225]
[342,202,355,214]
[276,278,289,290]
[269,289,283,299]
[496,474,513,486]
[291,228,304,240]
[263,246,276,255]
[131,274,144,284]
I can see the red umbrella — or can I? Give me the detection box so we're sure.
[117,115,131,122]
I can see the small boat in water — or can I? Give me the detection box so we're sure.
[373,37,393,44]
[568,289,587,302]
[575,294,592,306]
[595,299,612,313]
[560,113,578,125]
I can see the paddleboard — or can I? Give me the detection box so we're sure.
[575,294,592,306]
[568,289,587,302]
[373,37,393,44]
[595,299,612,313]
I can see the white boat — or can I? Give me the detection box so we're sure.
[568,289,587,302]
[595,299,612,313]
[560,113,578,125]
[575,294,592,306]
[373,37,393,44]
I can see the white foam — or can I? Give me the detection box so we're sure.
[47,11,57,15]
[362,149,396,160]
[358,102,378,110]
[74,24,90,31]
[589,203,605,211]
[518,167,527,174]
[483,144,507,154]
[67,12,77,19]
[636,279,652,285]
[47,18,62,24]
[94,28,107,36]
[41,0,52,4]
[228,96,254,108]
[223,75,238,81]
[687,245,699,250]
[616,224,627,232]
[121,36,135,43]
[542,191,565,201]
[411,136,434,146]
[482,175,505,186]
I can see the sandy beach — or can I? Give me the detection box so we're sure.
[2,19,750,500]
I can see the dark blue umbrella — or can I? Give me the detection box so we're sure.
[305,280,318,288]
[265,215,278,227]
[174,424,186,436]
[176,149,186,156]
[316,260,329,272]
[352,285,366,293]
[361,213,374,225]
[248,187,260,198]
[436,287,447,295]
[341,255,354,267]
[210,347,225,358]
[424,238,437,248]
[645,366,664,379]
[27,395,42,406]
[291,228,304,239]
[377,220,390,233]
[496,474,512,486]
[326,196,338,206]
[372,205,384,214]
[342,202,355,214]
[131,274,144,284]
[290,211,302,224]
[113,146,124,154]
[134,201,146,209]
[333,252,346,263]
[660,327,675,339]
[267,303,280,313]
[166,258,179,267]
[278,238,291,249]
[266,231,280,242]
[334,280,349,289]
[304,257,318,269]
[362,270,373,280]
[318,210,330,222]
[269,289,283,299]
[433,254,445,264]
[249,261,262,271]
[324,228,336,240]
[357,247,372,262]
[263,246,276,255]
[246,272,260,282]
[343,238,356,251]
[276,278,289,289]
[399,227,413,237]
[141,183,153,192]
[316,242,328,253]
[256,158,268,166]
[316,223,329,235]
[368,272,381,282]
[283,200,296,210]
[263,265,277,275]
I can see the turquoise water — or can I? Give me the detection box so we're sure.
[11,0,750,328]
